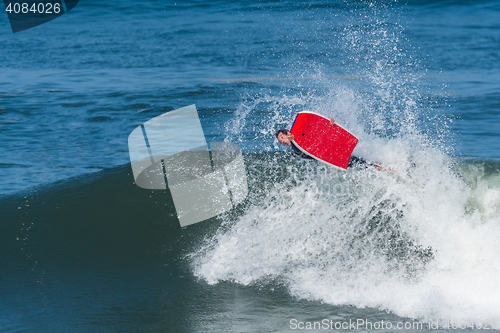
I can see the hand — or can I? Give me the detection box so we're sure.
[328,117,335,125]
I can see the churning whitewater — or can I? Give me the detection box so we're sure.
[190,5,500,323]
[192,93,500,322]
[3,1,500,331]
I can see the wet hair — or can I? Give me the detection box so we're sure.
[274,129,289,139]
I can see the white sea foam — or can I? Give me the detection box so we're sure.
[191,81,500,323]
[192,128,500,323]
[192,5,500,323]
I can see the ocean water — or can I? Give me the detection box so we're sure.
[1,0,500,332]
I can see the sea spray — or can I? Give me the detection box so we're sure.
[190,1,500,324]
[192,134,500,322]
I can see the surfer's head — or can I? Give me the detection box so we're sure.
[275,129,292,146]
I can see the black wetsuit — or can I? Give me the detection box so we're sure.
[291,143,314,160]
[291,142,370,168]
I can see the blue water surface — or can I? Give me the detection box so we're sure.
[1,0,499,196]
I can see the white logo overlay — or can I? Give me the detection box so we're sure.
[128,105,248,227]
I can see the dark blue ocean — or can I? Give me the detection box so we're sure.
[1,1,500,332]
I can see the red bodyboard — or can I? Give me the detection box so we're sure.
[290,111,358,169]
